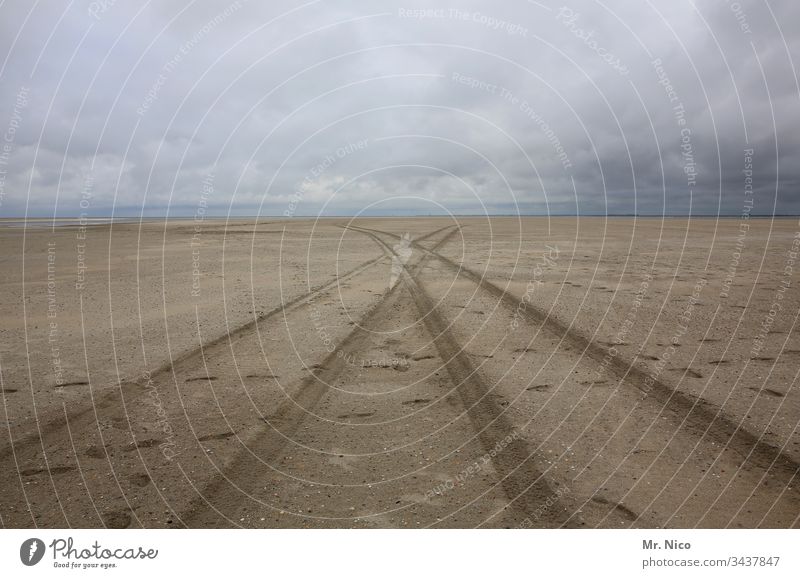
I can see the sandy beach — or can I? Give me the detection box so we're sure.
[1,216,798,528]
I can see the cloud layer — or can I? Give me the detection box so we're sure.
[0,0,798,217]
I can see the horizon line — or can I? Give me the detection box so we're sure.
[3,214,799,219]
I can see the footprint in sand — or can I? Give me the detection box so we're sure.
[129,473,152,487]
[102,510,132,528]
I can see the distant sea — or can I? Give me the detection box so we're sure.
[1,214,797,229]
[0,218,142,228]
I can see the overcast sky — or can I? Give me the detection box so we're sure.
[0,0,797,217]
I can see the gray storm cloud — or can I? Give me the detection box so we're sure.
[0,0,797,217]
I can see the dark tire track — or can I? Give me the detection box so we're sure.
[349,225,800,479]
[357,228,577,527]
[2,225,456,528]
[181,225,459,526]
[0,252,388,462]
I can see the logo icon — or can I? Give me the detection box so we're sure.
[20,538,45,566]
[389,232,413,288]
